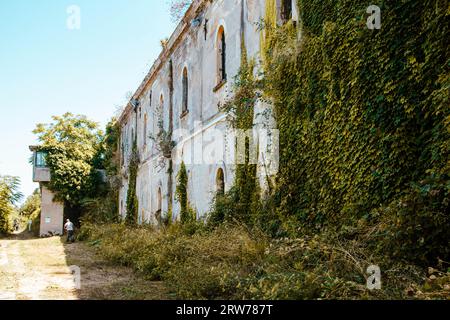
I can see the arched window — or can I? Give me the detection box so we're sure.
[159,94,164,110]
[182,67,188,114]
[280,0,292,23]
[156,187,162,221]
[217,26,226,83]
[216,168,225,196]
[143,113,148,147]
[158,94,164,128]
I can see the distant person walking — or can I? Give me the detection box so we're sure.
[64,219,75,243]
[13,219,19,232]
[28,219,32,232]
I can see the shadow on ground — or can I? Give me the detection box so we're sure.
[0,230,171,300]
[59,234,172,300]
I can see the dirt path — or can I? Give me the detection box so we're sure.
[0,233,170,300]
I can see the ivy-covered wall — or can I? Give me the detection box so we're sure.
[261,0,449,262]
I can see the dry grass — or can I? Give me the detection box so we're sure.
[80,222,450,300]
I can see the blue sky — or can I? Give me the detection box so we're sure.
[0,0,177,201]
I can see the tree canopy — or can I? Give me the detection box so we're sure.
[169,0,192,23]
[19,189,41,218]
[33,113,103,207]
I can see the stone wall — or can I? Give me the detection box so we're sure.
[118,0,276,223]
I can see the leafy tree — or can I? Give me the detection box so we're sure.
[33,113,103,211]
[212,42,260,226]
[99,118,120,177]
[176,162,195,224]
[169,0,192,23]
[0,176,22,234]
[19,189,41,217]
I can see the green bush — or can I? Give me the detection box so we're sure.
[0,176,22,235]
[80,222,449,299]
[368,178,450,266]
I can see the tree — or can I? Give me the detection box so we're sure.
[169,0,192,23]
[99,118,120,177]
[33,113,103,211]
[0,176,22,234]
[81,118,121,223]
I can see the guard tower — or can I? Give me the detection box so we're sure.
[29,146,64,237]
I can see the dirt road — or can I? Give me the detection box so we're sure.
[0,233,170,300]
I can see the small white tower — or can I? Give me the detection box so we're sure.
[29,146,64,237]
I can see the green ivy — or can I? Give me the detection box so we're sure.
[125,139,139,225]
[33,113,103,207]
[259,0,449,263]
[176,162,195,224]
[210,39,261,225]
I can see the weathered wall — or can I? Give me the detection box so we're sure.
[39,186,64,236]
[119,0,272,222]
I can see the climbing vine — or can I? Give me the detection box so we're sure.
[149,107,176,162]
[176,162,195,224]
[125,139,139,225]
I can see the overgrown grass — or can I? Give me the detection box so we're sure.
[78,222,449,300]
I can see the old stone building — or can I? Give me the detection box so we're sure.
[118,0,298,223]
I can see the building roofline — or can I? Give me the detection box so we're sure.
[118,0,207,125]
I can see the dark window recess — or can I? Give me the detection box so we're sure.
[281,0,292,23]
[182,68,189,114]
[220,31,227,81]
[216,168,225,195]
[35,151,48,167]
[204,19,208,41]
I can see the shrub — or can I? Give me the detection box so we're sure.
[79,222,448,300]
[368,177,450,266]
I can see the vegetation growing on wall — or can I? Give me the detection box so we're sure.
[82,118,121,223]
[150,111,176,160]
[32,114,121,224]
[260,0,449,265]
[125,139,139,225]
[176,162,195,224]
[33,113,103,210]
[210,40,261,226]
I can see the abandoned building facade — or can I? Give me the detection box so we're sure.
[118,0,299,223]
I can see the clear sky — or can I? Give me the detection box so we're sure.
[0,0,177,201]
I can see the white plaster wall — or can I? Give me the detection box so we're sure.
[39,186,64,236]
[119,0,270,223]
